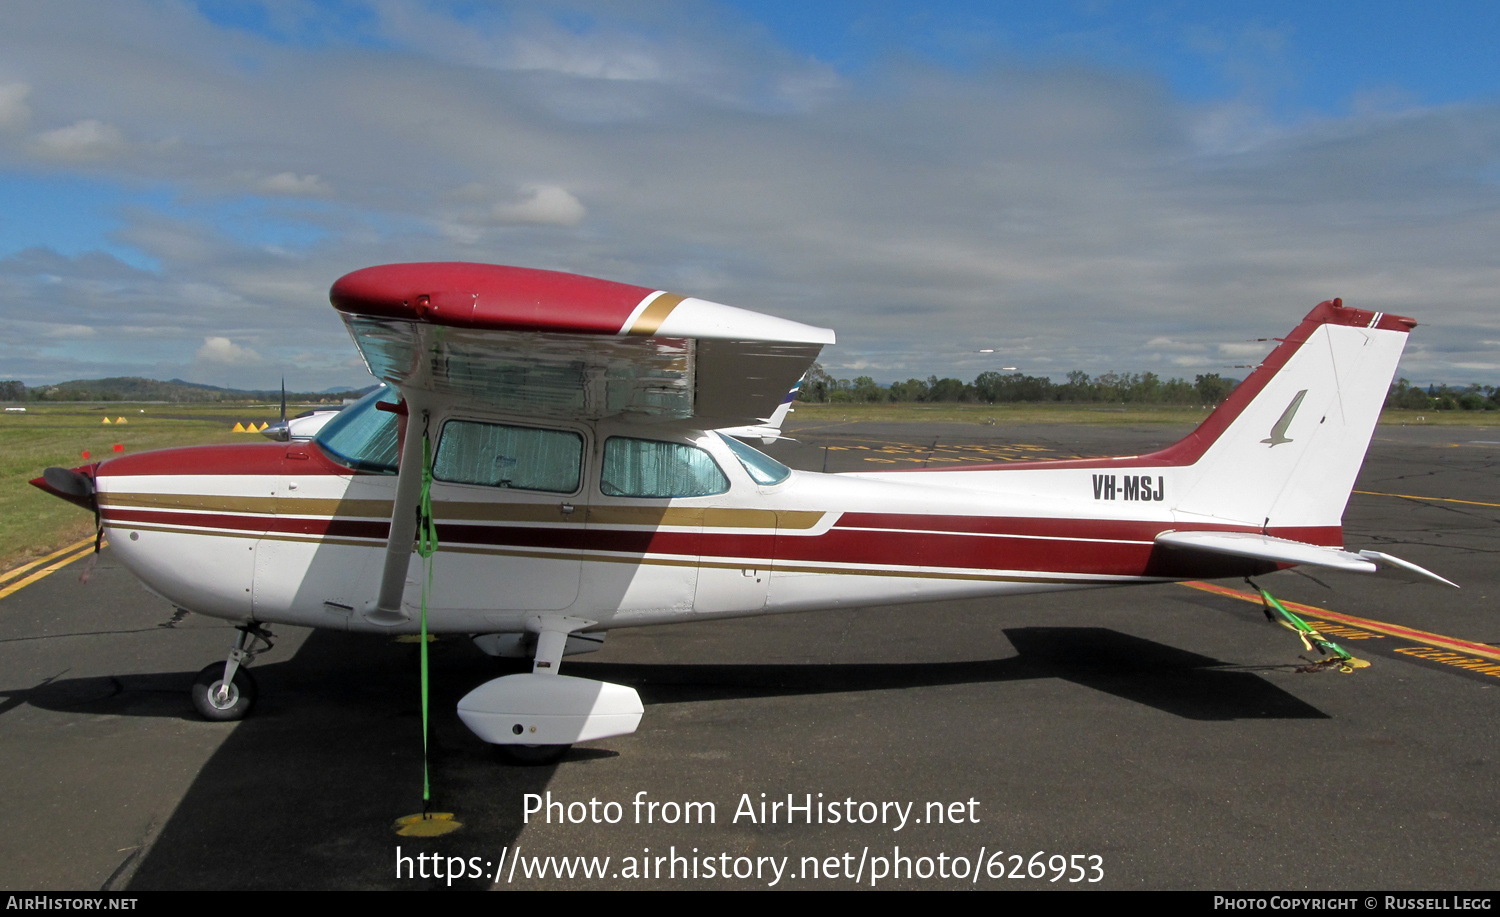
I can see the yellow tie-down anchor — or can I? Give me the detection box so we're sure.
[1254,583,1370,674]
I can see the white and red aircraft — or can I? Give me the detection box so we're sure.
[33,262,1453,762]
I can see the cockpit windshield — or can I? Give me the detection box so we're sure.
[313,384,401,473]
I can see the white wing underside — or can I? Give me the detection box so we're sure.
[343,317,826,427]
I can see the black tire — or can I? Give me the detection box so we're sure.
[496,743,571,766]
[191,663,257,721]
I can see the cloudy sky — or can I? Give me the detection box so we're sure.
[2,1,1498,391]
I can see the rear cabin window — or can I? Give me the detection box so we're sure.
[600,437,729,498]
[435,420,583,493]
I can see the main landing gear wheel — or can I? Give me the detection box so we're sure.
[192,663,257,721]
[497,743,572,766]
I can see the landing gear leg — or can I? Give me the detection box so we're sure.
[192,623,275,721]
[497,626,573,765]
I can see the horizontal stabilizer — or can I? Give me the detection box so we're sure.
[1158,531,1459,587]
[1357,550,1460,589]
[716,423,791,444]
[1156,530,1377,573]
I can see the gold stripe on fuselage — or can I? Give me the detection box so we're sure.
[99,492,824,530]
[109,520,1141,587]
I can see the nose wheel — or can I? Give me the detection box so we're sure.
[192,663,257,721]
[191,622,274,722]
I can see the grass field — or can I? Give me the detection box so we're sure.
[2,400,1494,573]
[0,403,316,571]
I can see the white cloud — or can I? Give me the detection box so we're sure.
[1217,342,1276,359]
[33,119,126,161]
[0,82,30,129]
[507,32,667,82]
[1144,337,1206,352]
[435,219,484,245]
[196,336,262,365]
[492,184,586,226]
[255,172,332,196]
[44,324,96,339]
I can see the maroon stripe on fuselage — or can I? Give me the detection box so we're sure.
[96,443,357,478]
[772,527,1147,575]
[831,513,1341,546]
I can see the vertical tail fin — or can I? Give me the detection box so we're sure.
[717,377,802,444]
[1164,300,1414,535]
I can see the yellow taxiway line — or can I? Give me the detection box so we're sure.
[1181,580,1500,664]
[0,537,102,602]
[1353,489,1500,509]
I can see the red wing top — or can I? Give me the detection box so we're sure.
[331,262,834,425]
[331,262,834,344]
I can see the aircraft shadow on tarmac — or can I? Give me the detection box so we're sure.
[8,626,1327,889]
[16,626,1326,725]
[572,627,1328,722]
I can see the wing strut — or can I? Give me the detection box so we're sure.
[370,397,428,625]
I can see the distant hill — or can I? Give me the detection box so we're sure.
[1,377,376,403]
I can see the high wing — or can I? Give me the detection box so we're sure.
[331,262,834,427]
[329,262,835,622]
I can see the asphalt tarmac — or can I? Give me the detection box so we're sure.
[0,420,1495,891]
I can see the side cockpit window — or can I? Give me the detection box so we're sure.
[600,437,728,498]
[435,421,583,493]
[313,385,400,473]
[718,433,792,485]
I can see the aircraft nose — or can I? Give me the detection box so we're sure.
[31,465,98,512]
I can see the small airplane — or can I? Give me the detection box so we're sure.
[33,262,1454,763]
[260,379,349,442]
[260,406,343,442]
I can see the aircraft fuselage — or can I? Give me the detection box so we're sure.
[93,417,1286,637]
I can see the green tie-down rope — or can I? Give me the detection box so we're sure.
[1253,583,1369,673]
[391,421,459,836]
[417,430,440,807]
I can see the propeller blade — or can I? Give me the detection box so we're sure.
[42,466,94,499]
[33,467,97,510]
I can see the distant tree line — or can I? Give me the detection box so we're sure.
[797,364,1239,406]
[1385,379,1500,412]
[0,377,370,403]
[3,374,1494,412]
[797,365,1500,412]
